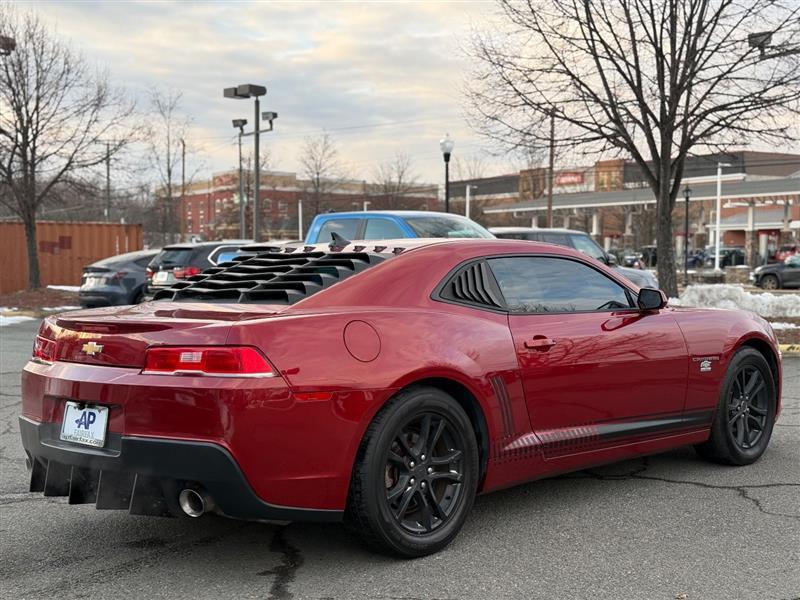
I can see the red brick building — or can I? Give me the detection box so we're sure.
[178,170,438,241]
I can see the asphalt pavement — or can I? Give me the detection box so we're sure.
[1,318,798,600]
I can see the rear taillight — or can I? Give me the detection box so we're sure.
[173,266,201,279]
[32,335,57,364]
[143,346,275,377]
[145,267,154,280]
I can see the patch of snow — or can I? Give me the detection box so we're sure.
[671,284,800,318]
[0,315,36,327]
[0,306,19,312]
[46,285,80,292]
[769,322,799,330]
[42,306,81,311]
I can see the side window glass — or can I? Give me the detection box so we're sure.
[317,218,362,242]
[569,234,606,261]
[364,218,405,240]
[540,233,570,247]
[488,256,631,313]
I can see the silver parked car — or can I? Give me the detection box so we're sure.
[489,227,659,289]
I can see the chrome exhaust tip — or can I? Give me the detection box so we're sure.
[178,488,209,518]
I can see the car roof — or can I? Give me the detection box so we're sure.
[162,240,250,250]
[313,211,474,219]
[91,249,159,266]
[489,226,587,235]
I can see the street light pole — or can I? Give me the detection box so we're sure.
[714,161,732,271]
[683,185,691,287]
[232,119,247,238]
[439,133,454,213]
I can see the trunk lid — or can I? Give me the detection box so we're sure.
[41,302,288,368]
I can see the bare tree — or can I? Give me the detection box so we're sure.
[373,152,420,209]
[298,132,341,217]
[0,6,134,288]
[453,154,488,181]
[469,0,800,295]
[146,88,198,243]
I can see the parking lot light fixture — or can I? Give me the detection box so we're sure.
[439,133,454,213]
[224,84,267,241]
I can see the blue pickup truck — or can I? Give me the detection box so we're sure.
[303,211,493,244]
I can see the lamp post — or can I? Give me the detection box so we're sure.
[683,185,691,288]
[439,133,454,213]
[232,119,247,238]
[714,161,733,270]
[223,84,269,241]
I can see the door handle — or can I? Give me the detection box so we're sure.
[524,336,557,350]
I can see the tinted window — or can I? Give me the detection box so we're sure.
[405,216,493,238]
[317,218,363,242]
[540,232,570,246]
[364,218,405,240]
[149,248,192,269]
[494,232,540,241]
[133,255,156,268]
[488,256,631,313]
[569,234,606,261]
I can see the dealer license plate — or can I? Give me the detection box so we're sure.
[60,402,109,448]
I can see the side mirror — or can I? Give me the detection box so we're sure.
[637,287,667,311]
[606,254,618,266]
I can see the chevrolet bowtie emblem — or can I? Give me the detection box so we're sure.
[81,341,104,356]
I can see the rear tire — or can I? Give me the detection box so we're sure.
[760,275,780,290]
[695,348,776,465]
[345,386,479,557]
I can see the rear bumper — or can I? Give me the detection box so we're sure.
[19,416,342,522]
[78,289,129,307]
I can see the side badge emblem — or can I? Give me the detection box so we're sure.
[699,359,712,373]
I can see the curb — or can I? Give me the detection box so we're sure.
[779,344,800,356]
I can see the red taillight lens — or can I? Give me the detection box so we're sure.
[143,346,275,377]
[173,266,201,279]
[32,335,57,363]
[145,267,154,280]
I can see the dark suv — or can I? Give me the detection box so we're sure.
[145,241,247,300]
[489,227,659,289]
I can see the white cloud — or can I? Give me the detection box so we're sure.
[32,0,506,184]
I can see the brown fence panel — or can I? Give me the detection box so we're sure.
[0,221,143,294]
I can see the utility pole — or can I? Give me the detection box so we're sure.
[180,139,186,242]
[105,141,111,222]
[547,109,555,228]
[253,97,260,242]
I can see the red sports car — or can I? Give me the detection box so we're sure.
[19,239,781,556]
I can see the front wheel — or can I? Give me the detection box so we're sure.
[345,386,479,557]
[760,275,780,290]
[695,348,777,465]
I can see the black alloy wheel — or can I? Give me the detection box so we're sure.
[727,366,769,450]
[695,347,776,465]
[384,412,465,534]
[346,386,479,557]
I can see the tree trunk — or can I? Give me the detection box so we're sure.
[23,213,41,289]
[655,186,678,298]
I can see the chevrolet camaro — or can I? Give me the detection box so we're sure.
[19,238,781,556]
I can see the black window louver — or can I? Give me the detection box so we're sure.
[445,261,504,309]
[152,249,390,305]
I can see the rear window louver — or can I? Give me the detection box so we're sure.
[444,261,504,309]
[152,249,389,304]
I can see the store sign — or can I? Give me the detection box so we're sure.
[555,171,584,186]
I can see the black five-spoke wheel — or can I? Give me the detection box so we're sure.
[727,365,769,449]
[696,347,777,466]
[385,413,465,534]
[346,385,479,557]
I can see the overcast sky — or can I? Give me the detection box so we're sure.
[34,0,509,185]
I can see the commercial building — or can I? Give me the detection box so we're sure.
[177,170,438,241]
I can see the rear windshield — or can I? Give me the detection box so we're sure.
[405,216,493,239]
[149,248,193,269]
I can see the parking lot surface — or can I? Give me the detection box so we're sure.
[1,318,798,600]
